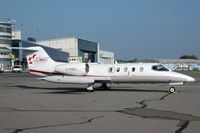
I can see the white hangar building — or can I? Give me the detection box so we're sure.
[38,37,115,64]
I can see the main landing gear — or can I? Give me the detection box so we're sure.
[87,83,110,92]
[87,83,94,92]
[100,83,110,90]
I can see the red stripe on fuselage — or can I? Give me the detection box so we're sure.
[29,69,127,78]
[29,69,64,75]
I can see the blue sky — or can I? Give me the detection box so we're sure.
[1,0,200,59]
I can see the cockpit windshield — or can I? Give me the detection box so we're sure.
[152,64,169,71]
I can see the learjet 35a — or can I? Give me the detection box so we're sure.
[16,46,195,93]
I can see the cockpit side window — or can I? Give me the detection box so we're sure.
[152,65,169,71]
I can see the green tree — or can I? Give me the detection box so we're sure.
[179,55,198,60]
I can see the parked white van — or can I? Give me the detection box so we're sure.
[12,65,22,72]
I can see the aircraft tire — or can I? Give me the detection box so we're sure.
[169,87,176,93]
[87,90,94,93]
[100,83,110,90]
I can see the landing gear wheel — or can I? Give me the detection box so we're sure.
[87,90,94,93]
[169,87,176,93]
[87,83,94,92]
[100,83,109,90]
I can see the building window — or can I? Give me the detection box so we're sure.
[0,27,3,32]
[7,28,11,33]
[0,39,11,44]
[0,27,11,33]
[132,67,135,72]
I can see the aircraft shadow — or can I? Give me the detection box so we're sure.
[10,85,169,94]
[10,85,86,94]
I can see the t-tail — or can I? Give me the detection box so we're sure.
[15,47,63,76]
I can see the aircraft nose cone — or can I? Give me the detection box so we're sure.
[170,72,195,82]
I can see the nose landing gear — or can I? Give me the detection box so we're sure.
[169,82,183,93]
[169,87,176,93]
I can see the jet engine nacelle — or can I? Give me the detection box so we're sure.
[55,64,87,76]
[40,75,94,84]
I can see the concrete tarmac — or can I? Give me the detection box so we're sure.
[0,72,200,133]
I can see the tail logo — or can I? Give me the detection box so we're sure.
[28,54,37,64]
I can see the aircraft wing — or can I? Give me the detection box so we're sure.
[39,75,95,84]
[87,76,111,83]
[39,75,111,84]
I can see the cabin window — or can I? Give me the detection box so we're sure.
[116,67,120,72]
[132,67,135,72]
[140,67,144,72]
[108,67,115,73]
[152,65,169,71]
[124,67,128,72]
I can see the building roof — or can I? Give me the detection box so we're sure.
[37,37,98,44]
[0,21,12,26]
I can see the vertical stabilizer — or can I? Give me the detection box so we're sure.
[25,47,57,76]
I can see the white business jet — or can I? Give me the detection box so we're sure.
[19,46,195,93]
